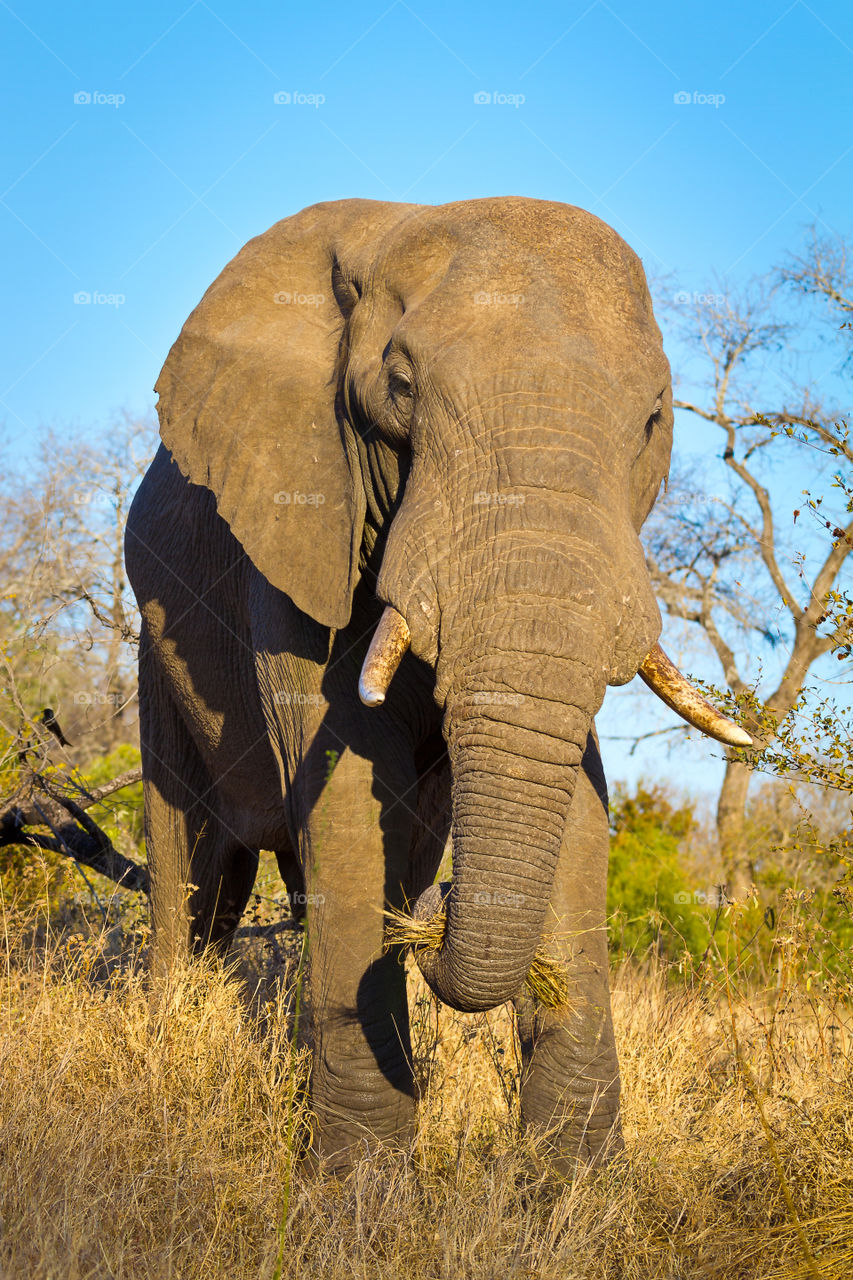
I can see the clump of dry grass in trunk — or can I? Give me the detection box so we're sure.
[2,860,853,1278]
[383,903,572,1011]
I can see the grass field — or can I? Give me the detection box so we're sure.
[1,861,852,1279]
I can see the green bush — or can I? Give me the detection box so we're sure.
[607,783,712,964]
[607,781,853,990]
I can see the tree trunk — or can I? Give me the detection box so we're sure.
[716,755,754,896]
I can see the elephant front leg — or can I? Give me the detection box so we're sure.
[514,731,623,1171]
[296,731,417,1171]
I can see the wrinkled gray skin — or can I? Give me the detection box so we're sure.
[126,197,673,1172]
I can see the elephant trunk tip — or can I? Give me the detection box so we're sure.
[393,883,570,1014]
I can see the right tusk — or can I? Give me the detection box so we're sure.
[639,643,752,748]
[358,607,412,707]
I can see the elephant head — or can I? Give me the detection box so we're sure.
[156,197,747,1013]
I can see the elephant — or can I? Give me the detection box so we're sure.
[125,197,749,1172]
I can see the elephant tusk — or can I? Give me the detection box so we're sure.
[359,606,412,707]
[638,643,752,748]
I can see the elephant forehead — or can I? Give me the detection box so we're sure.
[378,198,646,297]
[371,216,659,375]
[395,306,667,411]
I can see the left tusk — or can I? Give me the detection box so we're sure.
[359,607,412,707]
[639,643,752,748]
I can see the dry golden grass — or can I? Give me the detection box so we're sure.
[2,870,853,1279]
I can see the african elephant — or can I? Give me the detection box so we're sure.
[125,197,748,1171]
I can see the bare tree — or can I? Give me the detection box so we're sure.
[646,240,852,894]
[0,413,155,763]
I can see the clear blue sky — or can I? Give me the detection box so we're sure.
[2,0,851,791]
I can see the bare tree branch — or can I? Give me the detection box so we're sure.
[0,770,148,893]
[674,398,803,615]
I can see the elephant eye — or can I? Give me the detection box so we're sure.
[389,369,413,400]
[645,395,663,440]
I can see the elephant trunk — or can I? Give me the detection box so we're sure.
[412,635,606,1013]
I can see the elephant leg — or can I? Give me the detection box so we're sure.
[140,641,259,968]
[187,836,259,955]
[293,723,417,1171]
[513,730,623,1170]
[274,841,308,922]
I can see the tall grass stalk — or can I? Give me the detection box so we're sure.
[273,925,308,1280]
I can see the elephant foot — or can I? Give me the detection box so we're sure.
[308,1061,416,1174]
[520,1068,624,1173]
[524,1106,624,1175]
[307,1116,415,1175]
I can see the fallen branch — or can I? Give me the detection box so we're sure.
[1,767,142,827]
[0,768,149,893]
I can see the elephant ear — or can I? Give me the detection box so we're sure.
[155,198,419,630]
